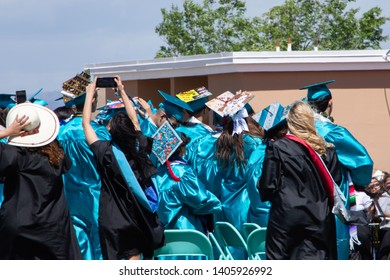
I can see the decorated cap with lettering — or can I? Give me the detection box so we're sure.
[300,80,335,101]
[61,70,91,108]
[175,86,212,113]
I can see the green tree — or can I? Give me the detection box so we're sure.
[261,0,389,50]
[155,0,260,57]
[155,0,389,57]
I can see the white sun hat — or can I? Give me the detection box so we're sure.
[6,103,60,147]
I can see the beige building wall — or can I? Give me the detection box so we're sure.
[89,53,390,172]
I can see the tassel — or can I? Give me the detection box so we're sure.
[166,160,180,182]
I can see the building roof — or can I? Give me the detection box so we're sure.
[85,50,390,80]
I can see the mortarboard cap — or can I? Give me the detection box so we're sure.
[253,102,288,131]
[158,90,186,121]
[175,86,212,113]
[0,93,16,109]
[28,88,48,106]
[300,80,335,101]
[206,91,254,117]
[61,70,91,108]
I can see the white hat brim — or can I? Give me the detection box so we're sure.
[6,103,60,147]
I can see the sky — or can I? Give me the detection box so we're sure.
[1,0,389,109]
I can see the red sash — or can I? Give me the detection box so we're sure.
[284,134,334,206]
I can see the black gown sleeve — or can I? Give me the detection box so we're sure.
[257,140,282,202]
[0,143,18,176]
[323,146,342,186]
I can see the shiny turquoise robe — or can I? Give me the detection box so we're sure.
[176,117,215,145]
[140,117,157,138]
[185,133,264,233]
[314,114,373,260]
[154,157,222,233]
[245,142,270,227]
[57,116,111,260]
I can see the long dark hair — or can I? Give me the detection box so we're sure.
[27,140,64,168]
[109,112,157,185]
[215,117,245,170]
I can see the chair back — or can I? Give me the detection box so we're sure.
[208,232,228,260]
[242,223,261,241]
[246,228,267,260]
[153,229,214,260]
[214,221,249,260]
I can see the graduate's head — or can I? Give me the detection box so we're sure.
[300,80,334,115]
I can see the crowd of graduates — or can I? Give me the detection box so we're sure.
[0,74,388,260]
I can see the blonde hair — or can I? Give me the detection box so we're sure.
[287,101,329,156]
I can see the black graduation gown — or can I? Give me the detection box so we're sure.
[258,138,341,260]
[90,140,164,260]
[0,143,81,260]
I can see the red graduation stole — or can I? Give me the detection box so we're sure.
[284,134,334,206]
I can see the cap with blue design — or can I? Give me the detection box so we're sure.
[252,102,288,131]
[300,80,335,101]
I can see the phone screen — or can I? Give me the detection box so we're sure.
[16,90,27,104]
[96,77,117,88]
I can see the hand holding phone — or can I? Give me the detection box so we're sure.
[96,77,117,88]
[16,90,27,104]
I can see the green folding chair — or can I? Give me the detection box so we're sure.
[153,229,214,260]
[208,232,228,260]
[214,221,250,260]
[242,222,261,241]
[246,228,267,260]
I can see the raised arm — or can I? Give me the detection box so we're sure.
[82,80,99,145]
[114,76,141,131]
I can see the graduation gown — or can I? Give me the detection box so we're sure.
[57,116,111,260]
[314,114,373,259]
[0,144,81,260]
[185,134,263,234]
[154,157,222,233]
[258,137,340,260]
[90,140,164,260]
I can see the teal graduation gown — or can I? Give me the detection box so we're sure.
[154,157,222,233]
[185,134,264,233]
[57,116,111,260]
[314,114,373,260]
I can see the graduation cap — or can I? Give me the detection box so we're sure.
[205,91,254,117]
[0,93,16,109]
[95,100,126,126]
[61,70,91,108]
[175,86,212,113]
[253,102,288,132]
[158,90,187,122]
[300,80,335,101]
[28,88,48,106]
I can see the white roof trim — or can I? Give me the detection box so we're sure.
[85,50,390,80]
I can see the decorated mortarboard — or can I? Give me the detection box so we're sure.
[300,80,335,101]
[151,120,183,165]
[95,100,126,125]
[205,90,254,117]
[0,93,16,109]
[61,70,91,108]
[252,102,288,131]
[175,86,212,113]
[158,90,187,121]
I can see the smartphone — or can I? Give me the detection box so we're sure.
[96,77,117,88]
[16,90,27,104]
